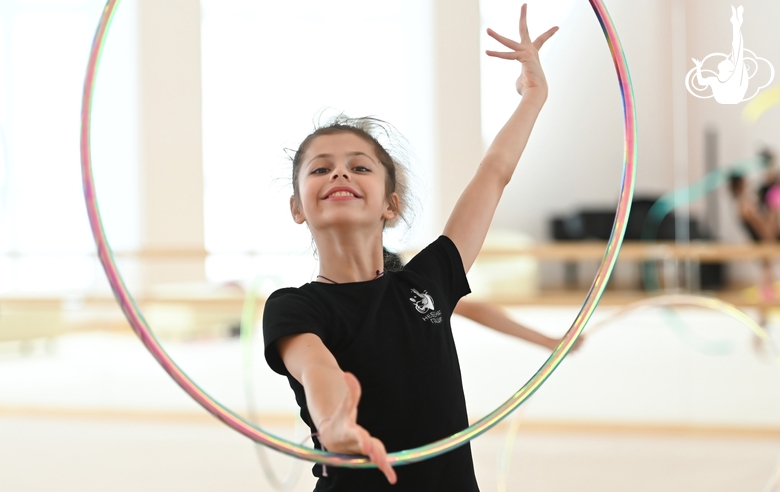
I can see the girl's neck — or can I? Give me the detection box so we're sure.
[312,229,385,284]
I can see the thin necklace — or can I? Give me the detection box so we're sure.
[317,270,385,285]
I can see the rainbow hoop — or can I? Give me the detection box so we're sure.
[80,0,636,468]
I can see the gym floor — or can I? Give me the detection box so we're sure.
[1,414,778,492]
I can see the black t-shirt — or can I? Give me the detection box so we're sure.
[263,236,479,492]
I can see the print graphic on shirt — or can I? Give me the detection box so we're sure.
[410,288,442,324]
[410,288,434,313]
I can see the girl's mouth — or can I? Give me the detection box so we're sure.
[324,187,361,200]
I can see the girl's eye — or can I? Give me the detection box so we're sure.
[353,166,371,172]
[311,167,329,175]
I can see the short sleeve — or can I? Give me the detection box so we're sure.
[403,235,471,307]
[262,288,328,376]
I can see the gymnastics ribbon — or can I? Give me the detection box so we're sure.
[80,0,636,468]
[743,85,780,124]
[641,154,768,292]
[584,294,774,347]
[640,156,767,244]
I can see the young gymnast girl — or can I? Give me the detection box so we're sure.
[263,5,557,490]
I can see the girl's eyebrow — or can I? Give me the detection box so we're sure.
[306,151,377,167]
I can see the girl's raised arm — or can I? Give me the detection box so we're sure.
[443,4,557,272]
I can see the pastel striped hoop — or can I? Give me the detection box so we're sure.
[80,0,636,468]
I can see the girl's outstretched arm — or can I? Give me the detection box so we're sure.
[454,300,583,351]
[277,333,397,484]
[444,4,557,273]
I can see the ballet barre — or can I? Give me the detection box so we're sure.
[477,241,780,262]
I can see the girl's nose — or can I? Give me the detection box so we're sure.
[331,170,349,181]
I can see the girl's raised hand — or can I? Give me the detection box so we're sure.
[486,3,558,99]
[317,372,397,484]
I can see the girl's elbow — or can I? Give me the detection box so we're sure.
[480,154,517,186]
[494,167,515,188]
[480,159,515,187]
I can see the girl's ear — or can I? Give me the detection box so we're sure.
[290,195,306,224]
[382,192,400,221]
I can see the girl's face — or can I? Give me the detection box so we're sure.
[291,132,398,232]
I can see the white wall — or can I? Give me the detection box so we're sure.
[490,0,676,239]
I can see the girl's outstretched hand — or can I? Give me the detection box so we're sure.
[317,372,397,484]
[486,3,558,100]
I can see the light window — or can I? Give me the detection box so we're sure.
[0,1,137,293]
[201,0,435,286]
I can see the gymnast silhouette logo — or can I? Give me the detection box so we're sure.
[685,5,774,104]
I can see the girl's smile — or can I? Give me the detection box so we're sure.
[323,186,362,200]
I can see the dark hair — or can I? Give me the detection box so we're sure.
[383,248,405,272]
[728,173,745,196]
[289,114,411,228]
